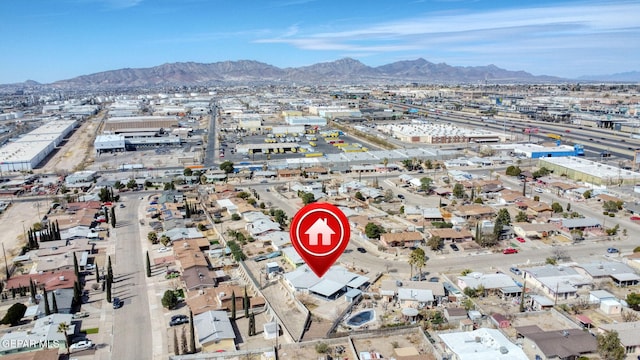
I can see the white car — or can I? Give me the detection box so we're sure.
[157,247,171,253]
[85,264,95,271]
[70,340,94,351]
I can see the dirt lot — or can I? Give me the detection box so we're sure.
[0,200,51,277]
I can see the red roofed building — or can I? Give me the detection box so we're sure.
[4,270,77,292]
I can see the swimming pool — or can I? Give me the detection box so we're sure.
[346,309,375,327]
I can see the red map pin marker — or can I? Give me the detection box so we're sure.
[290,202,350,278]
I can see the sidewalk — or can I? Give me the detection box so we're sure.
[137,202,169,360]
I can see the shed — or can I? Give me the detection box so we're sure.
[600,299,622,315]
[490,313,510,328]
[468,310,482,321]
[345,288,362,303]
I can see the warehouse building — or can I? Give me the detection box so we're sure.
[0,120,77,172]
[538,157,640,186]
[103,116,179,133]
[94,134,126,153]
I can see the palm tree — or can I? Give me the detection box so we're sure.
[57,322,71,354]
[408,248,427,279]
[382,157,389,170]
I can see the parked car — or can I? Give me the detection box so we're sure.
[157,247,171,253]
[169,315,189,326]
[357,247,367,253]
[411,272,428,281]
[516,237,526,243]
[70,340,94,352]
[510,267,522,275]
[72,312,90,319]
[449,243,459,252]
[503,248,518,254]
[253,255,268,262]
[607,247,619,254]
[84,264,95,271]
[397,194,405,199]
[112,297,123,309]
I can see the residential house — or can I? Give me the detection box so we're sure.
[597,321,640,357]
[4,270,77,293]
[0,314,74,355]
[512,222,559,239]
[439,328,528,360]
[452,204,495,220]
[575,262,640,287]
[522,265,592,301]
[457,272,522,299]
[194,310,236,352]
[277,169,301,179]
[516,325,597,360]
[380,232,423,247]
[35,288,74,317]
[397,288,434,309]
[427,228,473,244]
[186,285,265,316]
[181,266,216,291]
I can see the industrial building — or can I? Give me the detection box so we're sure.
[492,143,585,158]
[284,116,327,126]
[0,120,77,172]
[378,123,500,144]
[103,116,179,133]
[538,156,640,186]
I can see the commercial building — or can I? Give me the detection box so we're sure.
[538,156,640,186]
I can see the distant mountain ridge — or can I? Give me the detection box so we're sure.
[577,71,640,82]
[2,57,569,89]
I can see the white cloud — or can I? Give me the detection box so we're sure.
[255,1,640,64]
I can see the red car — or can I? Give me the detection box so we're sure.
[503,248,518,254]
[516,237,526,243]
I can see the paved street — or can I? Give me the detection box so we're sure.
[111,197,153,360]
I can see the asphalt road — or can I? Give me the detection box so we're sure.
[203,104,217,168]
[111,197,152,360]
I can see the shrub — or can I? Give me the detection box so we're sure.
[161,290,178,309]
[0,303,27,326]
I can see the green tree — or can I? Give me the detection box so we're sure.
[505,165,522,177]
[248,312,256,336]
[126,178,137,189]
[106,276,112,303]
[452,183,465,199]
[164,182,176,190]
[272,209,287,227]
[300,192,315,205]
[420,177,433,192]
[110,206,116,228]
[1,303,27,325]
[244,287,250,318]
[160,235,171,246]
[597,331,625,360]
[551,202,563,213]
[162,290,178,309]
[408,248,426,279]
[52,292,59,314]
[219,161,235,174]
[231,213,241,221]
[113,180,124,190]
[148,232,158,244]
[515,211,529,223]
[231,291,236,320]
[626,292,640,311]
[427,236,443,251]
[73,252,79,279]
[57,322,71,354]
[364,222,385,239]
[44,288,51,316]
[354,191,365,201]
[146,251,151,278]
[603,200,621,213]
[583,190,592,199]
[183,168,193,176]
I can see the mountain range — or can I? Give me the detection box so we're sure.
[17,58,562,89]
[2,58,637,89]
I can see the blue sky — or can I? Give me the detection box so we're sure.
[0,0,638,84]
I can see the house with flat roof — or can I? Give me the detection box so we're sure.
[0,314,74,355]
[522,265,592,301]
[380,231,423,247]
[283,265,369,300]
[575,261,640,287]
[439,327,528,360]
[457,272,522,299]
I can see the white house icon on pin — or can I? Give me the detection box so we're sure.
[305,218,335,246]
